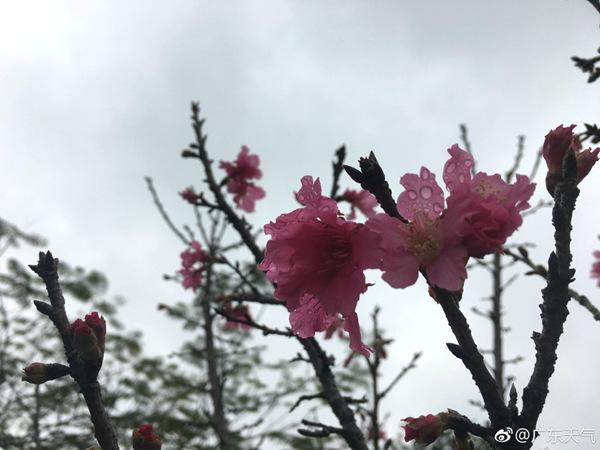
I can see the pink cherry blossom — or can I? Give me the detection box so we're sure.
[220,145,266,212]
[179,240,209,291]
[259,176,379,355]
[367,210,468,291]
[288,295,372,356]
[342,189,378,220]
[223,304,252,331]
[443,146,535,257]
[396,167,445,221]
[542,125,600,193]
[289,294,338,339]
[180,241,208,268]
[592,250,600,287]
[220,145,262,180]
[367,145,534,291]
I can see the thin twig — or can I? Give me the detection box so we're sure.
[145,177,190,245]
[377,352,422,401]
[459,124,477,175]
[505,135,525,183]
[330,145,347,198]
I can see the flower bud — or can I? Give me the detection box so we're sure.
[402,412,449,445]
[543,124,599,194]
[84,312,106,348]
[72,319,102,360]
[22,362,70,384]
[21,363,48,384]
[179,187,200,204]
[132,424,162,450]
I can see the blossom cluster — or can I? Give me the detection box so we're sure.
[179,240,209,292]
[220,145,266,212]
[260,144,537,353]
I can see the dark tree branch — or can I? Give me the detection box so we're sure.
[228,292,283,306]
[201,252,234,450]
[215,307,294,337]
[519,154,580,435]
[190,103,263,263]
[299,338,370,450]
[459,124,477,175]
[344,152,406,222]
[435,288,510,429]
[330,145,347,198]
[187,103,369,450]
[298,420,345,439]
[445,410,494,446]
[29,251,119,450]
[505,135,525,183]
[586,0,600,16]
[491,253,504,399]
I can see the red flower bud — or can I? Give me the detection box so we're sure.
[543,124,600,194]
[402,413,449,445]
[179,187,200,204]
[72,318,103,360]
[84,312,106,347]
[132,424,162,450]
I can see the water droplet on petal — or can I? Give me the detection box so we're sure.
[446,163,456,174]
[458,174,465,183]
[420,167,431,179]
[465,160,473,168]
[408,190,417,199]
[420,186,432,199]
[433,203,443,213]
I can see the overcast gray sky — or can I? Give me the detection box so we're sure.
[1,1,600,448]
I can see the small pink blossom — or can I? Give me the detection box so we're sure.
[223,304,252,331]
[592,250,600,287]
[342,189,378,220]
[179,187,200,204]
[220,145,266,212]
[179,241,209,291]
[542,125,600,193]
[227,180,265,213]
[259,176,379,355]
